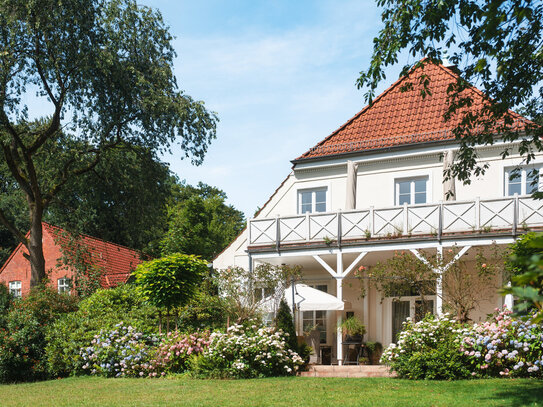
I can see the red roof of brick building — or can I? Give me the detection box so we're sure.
[0,222,143,295]
[295,61,529,161]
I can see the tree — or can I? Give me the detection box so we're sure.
[275,299,298,352]
[503,232,543,322]
[0,0,217,287]
[0,138,176,265]
[160,182,246,261]
[47,143,174,256]
[133,253,208,332]
[358,0,543,185]
[357,248,503,322]
[214,264,301,325]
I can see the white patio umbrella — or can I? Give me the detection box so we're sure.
[345,160,359,210]
[443,150,456,201]
[285,284,344,311]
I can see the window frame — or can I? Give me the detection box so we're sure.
[300,283,329,344]
[394,176,429,206]
[57,277,71,294]
[8,281,22,298]
[504,166,542,196]
[297,187,328,214]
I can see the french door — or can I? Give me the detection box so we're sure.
[391,297,435,342]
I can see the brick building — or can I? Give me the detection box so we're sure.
[0,223,143,297]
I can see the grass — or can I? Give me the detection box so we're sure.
[1,377,543,407]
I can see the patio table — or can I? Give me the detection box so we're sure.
[341,341,364,365]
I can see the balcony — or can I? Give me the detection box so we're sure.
[248,196,543,249]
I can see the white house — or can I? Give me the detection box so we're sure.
[213,61,542,364]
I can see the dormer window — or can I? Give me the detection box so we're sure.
[505,166,541,196]
[298,188,327,214]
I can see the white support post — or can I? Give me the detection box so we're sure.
[504,281,514,311]
[436,246,443,317]
[305,212,310,241]
[363,279,369,338]
[336,277,343,366]
[475,197,481,231]
[336,253,343,365]
[403,202,409,235]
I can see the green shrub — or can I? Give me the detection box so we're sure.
[275,299,297,352]
[0,306,45,383]
[177,290,226,332]
[0,287,77,383]
[133,253,207,311]
[192,323,304,379]
[381,314,471,380]
[0,284,12,328]
[45,284,158,377]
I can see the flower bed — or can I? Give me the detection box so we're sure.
[381,309,543,379]
[193,323,304,378]
[80,323,159,378]
[461,309,543,377]
[153,331,210,374]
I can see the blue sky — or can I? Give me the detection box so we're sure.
[143,0,403,217]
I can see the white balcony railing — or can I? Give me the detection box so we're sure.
[248,196,543,247]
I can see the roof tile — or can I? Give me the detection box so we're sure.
[43,223,144,288]
[296,61,528,160]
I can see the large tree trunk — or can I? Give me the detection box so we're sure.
[28,207,46,288]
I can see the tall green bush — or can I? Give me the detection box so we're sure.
[0,284,12,328]
[275,299,297,352]
[0,287,77,383]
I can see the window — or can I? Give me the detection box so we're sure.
[57,277,71,294]
[505,167,541,196]
[395,177,427,205]
[303,310,327,344]
[298,188,327,214]
[253,287,274,302]
[9,281,21,298]
[302,284,328,343]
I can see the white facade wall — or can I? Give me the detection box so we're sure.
[215,142,543,269]
[213,141,540,353]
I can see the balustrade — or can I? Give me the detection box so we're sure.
[248,196,543,247]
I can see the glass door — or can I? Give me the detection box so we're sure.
[392,301,410,342]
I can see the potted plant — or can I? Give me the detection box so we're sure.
[365,341,383,364]
[340,316,366,342]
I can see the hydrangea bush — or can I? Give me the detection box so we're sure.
[80,323,160,378]
[153,331,210,374]
[193,323,304,378]
[380,314,470,379]
[381,309,543,379]
[461,309,543,378]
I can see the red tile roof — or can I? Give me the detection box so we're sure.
[295,61,529,161]
[43,223,143,288]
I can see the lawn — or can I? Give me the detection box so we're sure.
[1,377,542,407]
